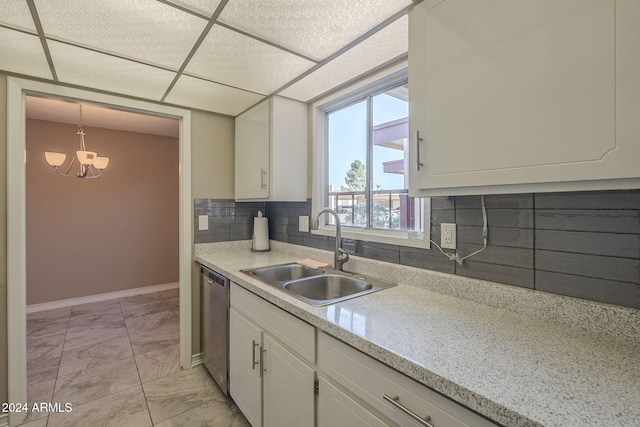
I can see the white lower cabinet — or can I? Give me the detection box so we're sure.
[229,283,315,427]
[317,377,388,427]
[229,308,262,427]
[262,334,315,427]
[318,332,499,427]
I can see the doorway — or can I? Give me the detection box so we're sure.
[26,96,180,308]
[7,77,193,427]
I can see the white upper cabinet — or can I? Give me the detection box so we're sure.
[409,0,640,196]
[235,96,308,201]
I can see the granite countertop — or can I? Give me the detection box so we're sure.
[195,241,640,427]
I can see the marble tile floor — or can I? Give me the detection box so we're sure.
[21,289,250,427]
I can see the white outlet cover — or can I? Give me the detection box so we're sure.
[198,215,209,231]
[441,223,456,250]
[299,216,309,232]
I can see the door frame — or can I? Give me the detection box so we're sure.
[6,77,193,426]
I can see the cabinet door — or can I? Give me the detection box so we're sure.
[262,334,314,427]
[235,100,270,200]
[317,377,389,427]
[229,308,262,427]
[408,0,638,196]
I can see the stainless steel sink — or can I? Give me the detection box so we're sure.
[241,263,396,306]
[284,275,372,300]
[247,263,324,283]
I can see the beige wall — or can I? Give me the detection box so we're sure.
[0,74,8,409]
[26,119,180,304]
[191,109,234,199]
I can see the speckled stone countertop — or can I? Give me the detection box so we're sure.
[196,241,640,427]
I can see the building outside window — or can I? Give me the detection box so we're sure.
[324,79,424,236]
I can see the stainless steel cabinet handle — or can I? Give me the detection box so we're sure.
[260,168,267,188]
[251,340,259,370]
[383,394,434,427]
[416,131,424,171]
[260,348,267,377]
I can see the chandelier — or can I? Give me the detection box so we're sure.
[44,104,110,178]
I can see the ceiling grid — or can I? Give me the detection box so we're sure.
[0,0,413,117]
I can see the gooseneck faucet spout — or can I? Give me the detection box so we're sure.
[311,208,349,271]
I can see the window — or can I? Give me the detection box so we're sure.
[312,69,429,248]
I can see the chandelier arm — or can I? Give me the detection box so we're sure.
[81,167,103,179]
[53,168,82,178]
[61,156,77,176]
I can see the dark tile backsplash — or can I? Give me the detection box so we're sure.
[193,199,266,244]
[195,190,640,309]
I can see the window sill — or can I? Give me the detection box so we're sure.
[311,225,430,249]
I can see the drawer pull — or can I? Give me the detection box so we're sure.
[383,394,434,427]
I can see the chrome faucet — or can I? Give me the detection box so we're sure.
[311,207,349,271]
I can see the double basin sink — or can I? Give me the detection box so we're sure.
[241,263,396,306]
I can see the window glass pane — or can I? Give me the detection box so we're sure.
[372,88,408,192]
[371,86,418,231]
[324,81,423,234]
[327,100,367,228]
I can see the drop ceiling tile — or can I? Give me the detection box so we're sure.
[0,28,51,79]
[279,16,408,102]
[0,0,37,32]
[185,25,316,95]
[163,0,223,17]
[34,0,208,70]
[218,0,412,61]
[165,75,265,116]
[48,41,176,100]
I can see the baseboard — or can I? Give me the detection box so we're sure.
[26,282,180,313]
[191,352,203,367]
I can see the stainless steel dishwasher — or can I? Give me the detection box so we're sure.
[201,265,229,395]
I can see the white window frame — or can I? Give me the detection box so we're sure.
[311,66,430,248]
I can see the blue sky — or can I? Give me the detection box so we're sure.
[327,93,408,191]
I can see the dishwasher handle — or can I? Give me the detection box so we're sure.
[201,266,229,288]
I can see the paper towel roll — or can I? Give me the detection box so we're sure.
[252,212,269,252]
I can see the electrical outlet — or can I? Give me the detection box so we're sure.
[299,216,309,232]
[441,223,456,249]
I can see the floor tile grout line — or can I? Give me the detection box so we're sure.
[121,294,159,426]
[47,306,73,424]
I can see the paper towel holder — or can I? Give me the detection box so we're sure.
[252,210,270,252]
[251,235,270,252]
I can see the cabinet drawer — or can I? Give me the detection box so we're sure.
[318,332,498,427]
[318,376,389,427]
[231,282,315,363]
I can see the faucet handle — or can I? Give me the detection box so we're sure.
[338,248,349,263]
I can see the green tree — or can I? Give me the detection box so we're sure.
[341,159,366,191]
